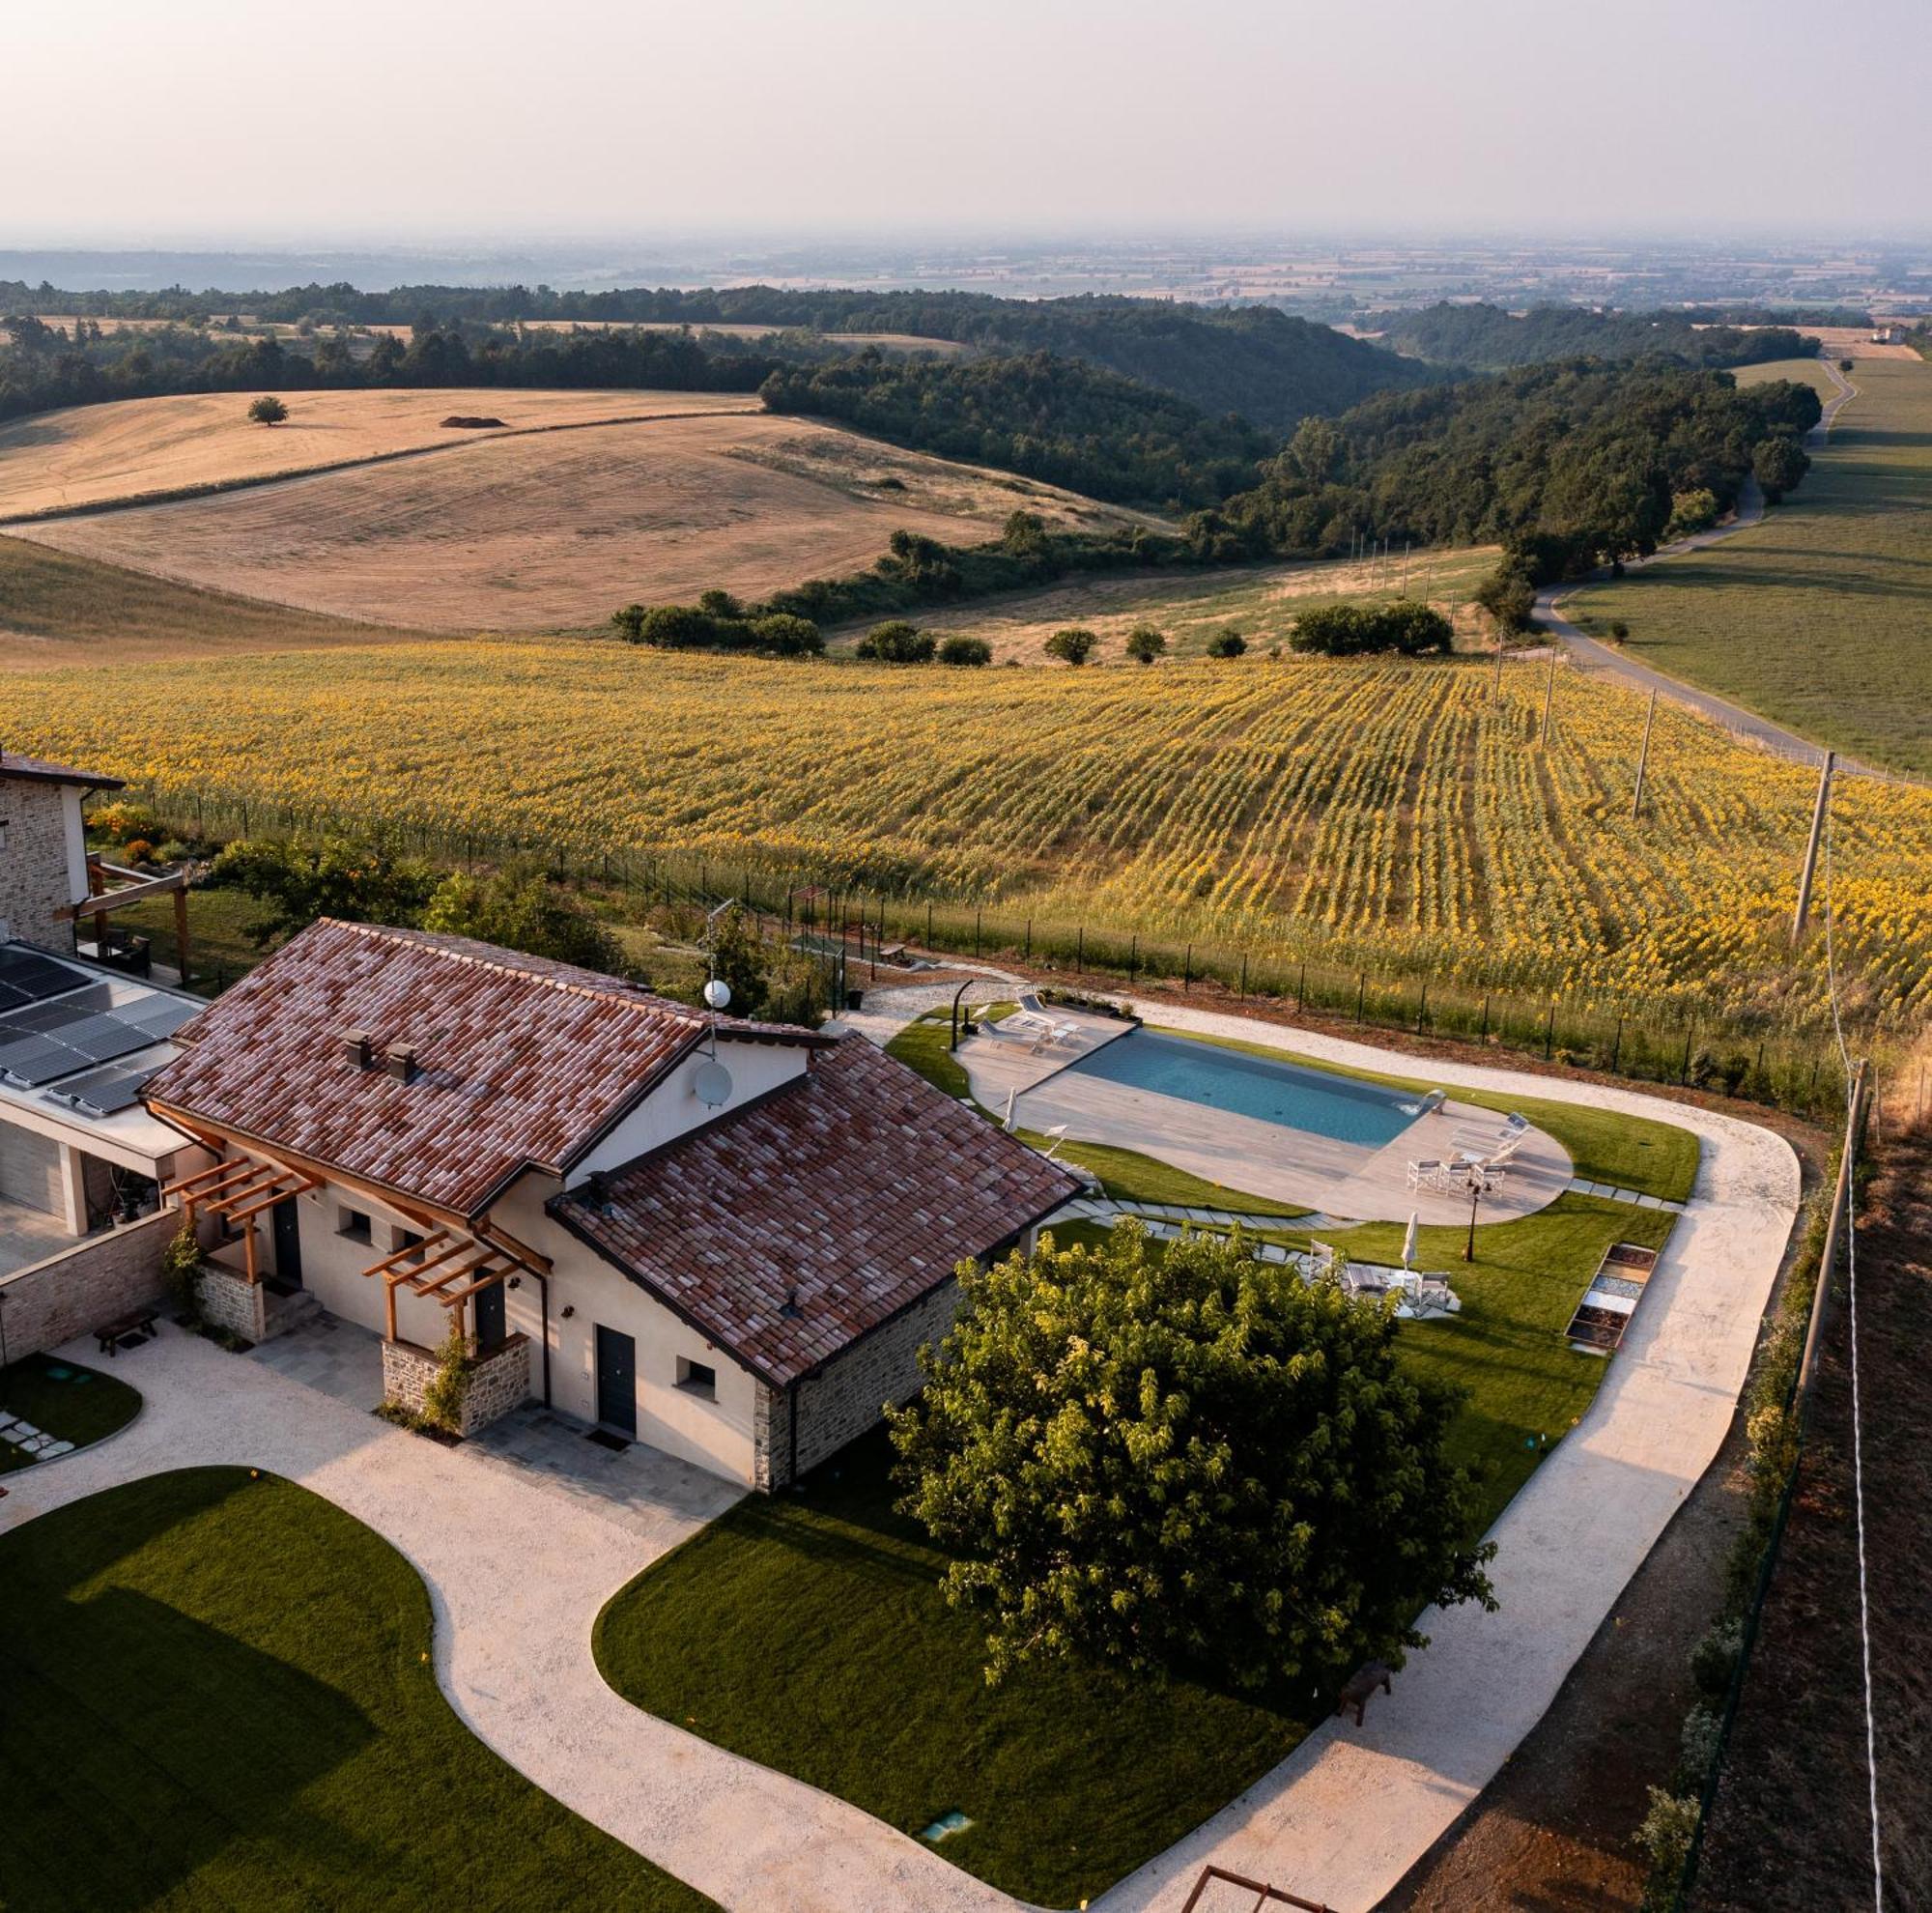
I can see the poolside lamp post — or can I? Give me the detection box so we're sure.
[1461,1163,1497,1263]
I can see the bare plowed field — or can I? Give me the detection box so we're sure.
[14,414,1142,630]
[0,386,759,519]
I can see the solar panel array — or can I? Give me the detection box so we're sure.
[42,1063,160,1117]
[0,980,198,1088]
[0,946,87,1010]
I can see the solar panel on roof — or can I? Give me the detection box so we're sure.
[0,1036,89,1086]
[42,1064,156,1116]
[6,988,113,1033]
[124,996,198,1038]
[64,1024,157,1067]
[0,947,88,1003]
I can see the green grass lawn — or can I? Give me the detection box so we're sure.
[1147,1023,1701,1202]
[885,1010,1307,1213]
[0,1353,142,1473]
[596,1192,1672,1905]
[111,885,266,993]
[1564,357,1932,775]
[0,1468,714,1913]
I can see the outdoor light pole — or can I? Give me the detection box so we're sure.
[1462,1163,1493,1263]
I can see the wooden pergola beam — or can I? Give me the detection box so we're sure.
[361,1227,454,1281]
[474,1214,553,1274]
[377,1237,472,1291]
[57,866,189,919]
[436,1267,510,1308]
[164,1157,246,1199]
[221,1178,317,1226]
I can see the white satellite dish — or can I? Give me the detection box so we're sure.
[693,1059,734,1107]
[702,978,732,1011]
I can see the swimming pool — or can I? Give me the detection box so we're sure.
[1064,1029,1425,1149]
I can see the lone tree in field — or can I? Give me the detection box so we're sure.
[246,394,289,426]
[1208,627,1248,658]
[1123,624,1168,665]
[1751,433,1810,504]
[891,1224,1495,1692]
[1045,627,1098,667]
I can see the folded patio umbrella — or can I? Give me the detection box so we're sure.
[1402,1212,1419,1271]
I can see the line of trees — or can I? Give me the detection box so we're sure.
[1379,302,1819,372]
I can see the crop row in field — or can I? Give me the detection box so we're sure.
[5,640,1926,1030]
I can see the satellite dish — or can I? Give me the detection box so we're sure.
[693,1059,734,1107]
[702,978,731,1011]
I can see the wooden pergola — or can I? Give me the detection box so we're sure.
[360,1227,522,1343]
[164,1155,321,1284]
[59,856,194,985]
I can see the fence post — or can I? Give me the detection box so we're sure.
[1544,999,1555,1061]
[1681,1023,1695,1085]
[1416,984,1428,1035]
[1024,918,1032,962]
[1077,927,1084,973]
[1129,935,1138,985]
[1297,961,1306,1012]
[1610,1015,1624,1074]
[926,900,933,948]
[1355,973,1366,1022]
[1183,943,1192,992]
[1239,954,1248,998]
[1480,993,1490,1042]
[975,908,982,959]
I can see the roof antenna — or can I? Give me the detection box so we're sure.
[694,901,736,1109]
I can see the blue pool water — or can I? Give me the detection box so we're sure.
[1065,1030,1424,1149]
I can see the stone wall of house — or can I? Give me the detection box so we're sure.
[0,778,79,950]
[382,1333,531,1437]
[0,1209,173,1359]
[195,1263,268,1343]
[754,1276,963,1491]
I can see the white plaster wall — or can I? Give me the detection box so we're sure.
[282,1181,451,1349]
[494,1173,758,1484]
[566,1037,806,1184]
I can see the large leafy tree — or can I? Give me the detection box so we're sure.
[891,1224,1494,1690]
[210,834,439,945]
[422,868,623,972]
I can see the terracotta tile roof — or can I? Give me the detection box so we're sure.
[555,1032,1084,1387]
[0,748,123,791]
[143,919,821,1215]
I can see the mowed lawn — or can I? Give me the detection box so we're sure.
[595,1189,1675,1906]
[0,1354,142,1472]
[0,1469,713,1913]
[1565,357,1932,776]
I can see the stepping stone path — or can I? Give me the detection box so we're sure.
[0,1415,74,1464]
[1565,1178,1688,1214]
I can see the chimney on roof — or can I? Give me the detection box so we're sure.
[340,1028,374,1071]
[384,1042,419,1084]
[781,1284,800,1319]
[582,1169,612,1213]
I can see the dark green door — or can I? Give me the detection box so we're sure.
[594,1326,637,1437]
[270,1198,302,1287]
[473,1279,506,1352]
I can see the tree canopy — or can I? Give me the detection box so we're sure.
[421,868,623,971]
[890,1224,1495,1691]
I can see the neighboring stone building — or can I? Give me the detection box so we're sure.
[144,919,1080,1487]
[0,748,120,951]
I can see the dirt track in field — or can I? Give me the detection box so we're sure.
[12,412,1145,631]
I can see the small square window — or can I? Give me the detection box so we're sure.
[676,1357,717,1399]
[391,1226,424,1261]
[337,1207,373,1244]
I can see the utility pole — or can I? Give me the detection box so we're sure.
[1541,647,1557,747]
[1791,750,1836,943]
[1631,687,1658,820]
[1401,542,1410,594]
[1491,634,1505,705]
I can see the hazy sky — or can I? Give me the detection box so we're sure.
[7,0,1928,243]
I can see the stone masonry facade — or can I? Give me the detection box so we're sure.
[195,1263,269,1343]
[0,777,79,950]
[0,1209,173,1360]
[382,1332,531,1437]
[753,1275,964,1491]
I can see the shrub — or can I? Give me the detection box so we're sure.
[1609,619,1631,642]
[160,1221,203,1322]
[1473,564,1538,634]
[636,604,718,649]
[1634,1787,1700,1890]
[1690,1616,1743,1699]
[90,800,165,845]
[1289,603,1449,657]
[857,619,936,664]
[420,1322,472,1435]
[1664,487,1719,539]
[1045,627,1098,667]
[1678,1704,1723,1787]
[246,394,288,425]
[1123,624,1168,665]
[938,635,992,667]
[1208,627,1248,658]
[749,613,824,657]
[697,588,743,619]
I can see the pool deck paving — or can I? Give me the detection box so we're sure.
[3,981,1800,1913]
[963,1008,1574,1226]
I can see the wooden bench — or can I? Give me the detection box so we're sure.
[96,1307,158,1356]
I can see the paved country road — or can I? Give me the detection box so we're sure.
[1538,357,1891,780]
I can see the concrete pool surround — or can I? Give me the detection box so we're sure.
[962,1010,1573,1226]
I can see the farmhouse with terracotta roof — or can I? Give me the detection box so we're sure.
[142,918,1080,1486]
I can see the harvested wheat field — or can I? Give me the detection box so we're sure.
[14,413,1145,630]
[1802,324,1921,362]
[0,386,760,520]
